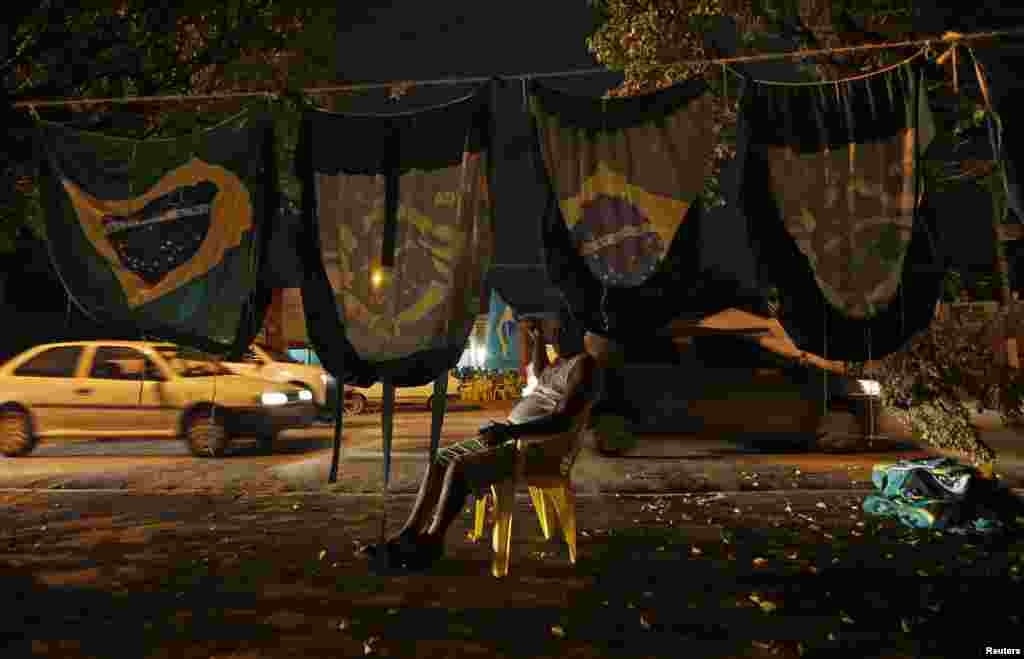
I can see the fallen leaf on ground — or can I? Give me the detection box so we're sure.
[690,546,703,555]
[753,557,768,567]
[550,625,565,638]
[816,502,827,510]
[749,593,778,613]
[363,637,379,655]
[640,615,651,630]
[840,611,855,624]
[318,550,327,561]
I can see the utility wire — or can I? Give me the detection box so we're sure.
[9,27,1024,109]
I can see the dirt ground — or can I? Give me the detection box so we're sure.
[3,487,1023,659]
[4,401,1024,657]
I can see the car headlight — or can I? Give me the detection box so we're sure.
[260,392,288,406]
[857,379,881,397]
[298,389,313,401]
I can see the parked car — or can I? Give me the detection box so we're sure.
[221,344,336,412]
[345,370,462,415]
[0,341,317,458]
[612,329,883,452]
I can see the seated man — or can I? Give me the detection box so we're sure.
[362,318,614,572]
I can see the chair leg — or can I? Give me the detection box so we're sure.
[468,494,487,543]
[528,486,552,540]
[546,484,577,564]
[490,480,516,578]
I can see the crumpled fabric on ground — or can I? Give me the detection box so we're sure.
[864,457,1004,534]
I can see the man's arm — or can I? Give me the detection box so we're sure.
[508,356,596,438]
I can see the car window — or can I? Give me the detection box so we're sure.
[12,346,83,378]
[90,347,162,381]
[287,348,321,366]
[258,346,299,364]
[154,346,231,377]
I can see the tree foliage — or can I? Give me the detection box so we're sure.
[1,0,338,252]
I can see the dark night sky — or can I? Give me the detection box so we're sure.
[335,2,616,86]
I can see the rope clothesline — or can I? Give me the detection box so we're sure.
[724,46,926,87]
[10,26,1024,110]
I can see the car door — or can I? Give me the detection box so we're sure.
[138,350,184,434]
[8,345,86,437]
[83,346,169,436]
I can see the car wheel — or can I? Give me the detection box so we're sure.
[185,409,230,458]
[0,406,38,457]
[344,393,366,416]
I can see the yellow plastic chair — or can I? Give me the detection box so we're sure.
[467,400,596,577]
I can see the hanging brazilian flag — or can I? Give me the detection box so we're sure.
[297,86,493,497]
[530,78,717,289]
[296,87,492,388]
[744,64,936,320]
[739,63,946,361]
[36,110,276,355]
[529,78,765,341]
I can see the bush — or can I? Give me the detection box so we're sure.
[856,306,1024,465]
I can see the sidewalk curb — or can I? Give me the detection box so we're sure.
[3,488,1023,498]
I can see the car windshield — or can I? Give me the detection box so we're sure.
[155,346,232,377]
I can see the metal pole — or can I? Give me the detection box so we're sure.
[328,373,344,484]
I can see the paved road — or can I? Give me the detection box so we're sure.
[2,401,1023,493]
